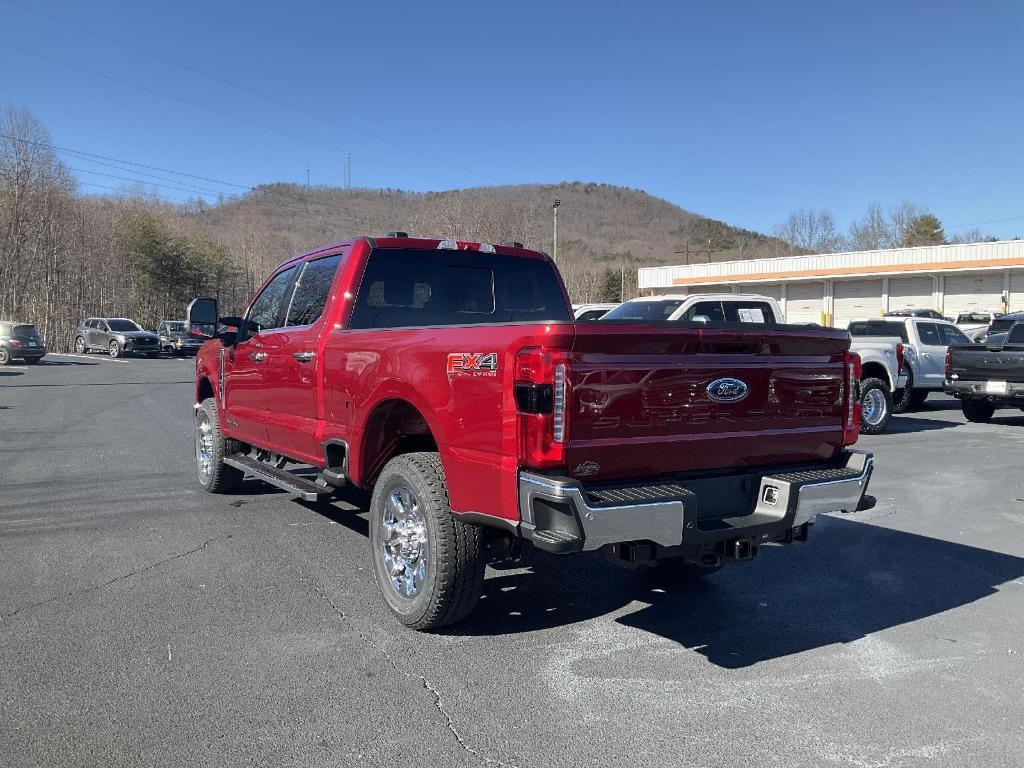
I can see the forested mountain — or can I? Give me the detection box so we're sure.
[1,108,789,351]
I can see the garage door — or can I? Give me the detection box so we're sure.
[751,283,782,301]
[785,282,824,325]
[833,279,883,328]
[685,285,731,295]
[1010,273,1024,313]
[889,276,934,313]
[943,272,1003,318]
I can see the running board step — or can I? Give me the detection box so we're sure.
[224,454,330,501]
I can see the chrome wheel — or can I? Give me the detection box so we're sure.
[109,340,121,358]
[862,387,887,426]
[195,410,215,478]
[380,485,429,599]
[74,337,86,354]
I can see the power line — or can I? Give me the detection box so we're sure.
[1,132,371,221]
[0,39,450,185]
[0,0,501,184]
[946,214,1024,230]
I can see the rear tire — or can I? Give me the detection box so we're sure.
[370,452,485,630]
[858,377,892,434]
[962,398,996,423]
[0,348,10,366]
[194,397,244,493]
[908,390,929,408]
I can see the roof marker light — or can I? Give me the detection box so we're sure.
[438,240,458,250]
[478,242,496,253]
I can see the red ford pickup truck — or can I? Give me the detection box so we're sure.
[187,235,874,629]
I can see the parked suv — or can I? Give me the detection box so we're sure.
[158,320,203,356]
[849,316,971,411]
[0,321,46,365]
[187,235,873,630]
[74,318,160,358]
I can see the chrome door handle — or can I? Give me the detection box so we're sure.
[921,352,931,358]
[250,352,267,362]
[292,351,314,363]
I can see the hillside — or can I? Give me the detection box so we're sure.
[186,182,789,301]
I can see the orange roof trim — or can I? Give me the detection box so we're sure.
[671,256,1024,286]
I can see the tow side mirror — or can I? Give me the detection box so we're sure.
[187,297,218,340]
[691,314,711,324]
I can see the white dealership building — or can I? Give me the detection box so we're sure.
[638,240,1024,327]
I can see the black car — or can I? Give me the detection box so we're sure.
[158,320,204,356]
[884,308,950,321]
[977,311,1024,343]
[73,317,160,358]
[0,321,46,365]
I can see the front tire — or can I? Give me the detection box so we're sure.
[74,336,87,354]
[962,398,995,423]
[892,368,914,413]
[370,452,485,630]
[859,377,892,434]
[194,398,243,493]
[109,340,122,358]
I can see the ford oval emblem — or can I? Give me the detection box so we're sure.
[706,377,749,403]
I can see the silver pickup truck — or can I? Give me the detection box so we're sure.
[847,336,910,434]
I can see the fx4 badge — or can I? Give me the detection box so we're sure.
[447,352,498,377]
[574,461,601,477]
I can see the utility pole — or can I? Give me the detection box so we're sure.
[552,198,561,263]
[620,265,624,302]
[345,152,352,189]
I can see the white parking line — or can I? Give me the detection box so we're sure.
[48,353,129,363]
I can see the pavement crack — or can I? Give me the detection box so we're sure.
[313,583,520,768]
[0,535,226,622]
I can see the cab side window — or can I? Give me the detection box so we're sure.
[917,322,942,345]
[937,324,969,345]
[286,254,342,327]
[247,266,299,332]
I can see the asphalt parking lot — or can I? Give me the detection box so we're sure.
[2,354,1023,768]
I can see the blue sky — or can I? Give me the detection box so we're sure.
[2,0,1022,238]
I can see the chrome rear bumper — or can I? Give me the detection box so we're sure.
[518,450,873,553]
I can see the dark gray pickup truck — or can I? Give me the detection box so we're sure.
[945,322,1024,422]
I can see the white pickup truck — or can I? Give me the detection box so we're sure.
[606,294,905,433]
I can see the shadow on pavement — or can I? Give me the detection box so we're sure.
[886,415,961,433]
[0,371,24,377]
[452,516,1024,668]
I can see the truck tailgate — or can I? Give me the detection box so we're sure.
[567,324,851,481]
[949,344,1024,382]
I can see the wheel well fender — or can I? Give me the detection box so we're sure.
[357,397,440,486]
[860,361,891,390]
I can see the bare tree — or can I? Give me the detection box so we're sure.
[773,208,845,254]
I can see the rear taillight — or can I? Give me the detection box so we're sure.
[843,351,862,446]
[895,343,904,375]
[515,348,570,469]
[9,339,20,348]
[944,347,952,377]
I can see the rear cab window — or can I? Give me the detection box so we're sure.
[847,320,909,343]
[601,300,685,321]
[348,249,569,329]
